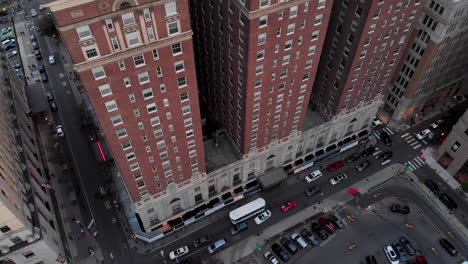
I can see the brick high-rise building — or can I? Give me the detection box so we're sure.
[190,0,333,154]
[47,0,206,231]
[312,0,425,121]
[382,0,468,121]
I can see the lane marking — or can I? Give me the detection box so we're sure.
[408,161,418,169]
[413,158,424,166]
[413,144,421,149]
[381,160,391,165]
[409,141,419,146]
[401,133,410,138]
[421,139,428,145]
[383,127,394,135]
[373,150,382,156]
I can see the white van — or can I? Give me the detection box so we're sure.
[208,239,227,254]
[291,233,308,249]
[305,170,322,183]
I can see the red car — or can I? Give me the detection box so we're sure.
[281,201,297,212]
[327,161,345,171]
[318,217,336,234]
[416,256,428,264]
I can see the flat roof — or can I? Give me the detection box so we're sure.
[204,133,240,173]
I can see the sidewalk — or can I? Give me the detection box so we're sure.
[422,147,462,190]
[217,164,404,264]
[36,120,105,264]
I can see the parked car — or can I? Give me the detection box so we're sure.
[361,146,376,157]
[30,9,38,17]
[355,160,371,172]
[365,255,378,264]
[328,215,345,229]
[12,63,21,69]
[46,91,54,102]
[400,237,416,256]
[318,217,336,234]
[280,238,298,254]
[34,49,42,60]
[291,233,308,249]
[41,73,48,82]
[424,179,440,194]
[1,27,12,34]
[281,201,297,212]
[49,101,58,112]
[3,42,15,50]
[416,256,428,264]
[263,251,279,264]
[230,222,248,235]
[372,116,383,126]
[430,120,443,129]
[301,229,319,246]
[345,153,361,163]
[0,8,8,16]
[305,170,322,183]
[30,34,37,41]
[49,55,56,64]
[6,50,17,58]
[2,38,15,46]
[383,245,399,264]
[207,239,227,254]
[271,243,290,262]
[193,235,211,248]
[392,242,408,261]
[56,125,64,137]
[378,151,393,162]
[254,210,271,225]
[390,204,410,214]
[415,129,431,140]
[304,186,320,197]
[38,64,46,73]
[330,173,348,185]
[169,246,189,260]
[439,238,457,256]
[380,131,392,146]
[439,193,457,211]
[311,222,328,240]
[32,41,39,50]
[327,161,345,171]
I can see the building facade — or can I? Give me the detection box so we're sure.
[190,0,333,154]
[47,0,207,222]
[436,107,468,181]
[383,0,468,121]
[312,0,425,121]
[0,59,66,262]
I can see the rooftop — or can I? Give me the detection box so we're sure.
[204,132,241,173]
[303,108,327,131]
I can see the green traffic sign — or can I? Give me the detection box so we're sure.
[256,243,263,252]
[405,165,412,171]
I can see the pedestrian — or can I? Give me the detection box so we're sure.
[26,77,29,80]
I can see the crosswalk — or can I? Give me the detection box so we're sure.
[400,132,422,149]
[371,127,395,140]
[404,157,427,171]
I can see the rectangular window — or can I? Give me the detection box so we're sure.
[311,30,319,41]
[147,103,157,114]
[182,105,191,115]
[98,84,112,97]
[116,128,127,138]
[133,54,145,67]
[156,67,163,77]
[258,33,266,45]
[121,140,132,150]
[92,66,106,80]
[122,12,136,26]
[84,45,98,59]
[152,49,159,60]
[118,60,126,70]
[314,14,323,25]
[289,5,298,18]
[76,25,91,40]
[105,100,118,112]
[142,88,153,100]
[127,31,140,46]
[147,26,155,41]
[172,43,182,55]
[123,77,131,88]
[150,116,161,127]
[143,8,151,21]
[174,61,185,73]
[111,36,120,51]
[260,0,269,8]
[259,15,268,28]
[105,18,114,32]
[126,152,136,161]
[168,20,180,35]
[154,129,163,138]
[165,1,177,16]
[287,23,295,35]
[184,117,193,127]
[177,76,187,88]
[180,91,189,101]
[136,181,145,189]
[318,0,326,9]
[138,72,150,84]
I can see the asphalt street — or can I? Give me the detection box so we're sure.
[6,2,468,263]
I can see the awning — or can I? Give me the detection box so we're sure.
[258,168,287,190]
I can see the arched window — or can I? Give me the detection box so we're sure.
[119,1,132,10]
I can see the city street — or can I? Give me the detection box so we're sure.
[4,1,468,263]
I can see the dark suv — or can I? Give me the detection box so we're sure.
[280,238,298,254]
[361,146,376,157]
[345,153,361,163]
[272,243,290,262]
[439,193,457,211]
[380,131,392,146]
[424,179,440,194]
[304,186,320,197]
[378,151,393,162]
[439,238,457,256]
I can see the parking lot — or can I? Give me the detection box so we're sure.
[257,196,465,264]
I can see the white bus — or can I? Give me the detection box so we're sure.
[229,198,266,225]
